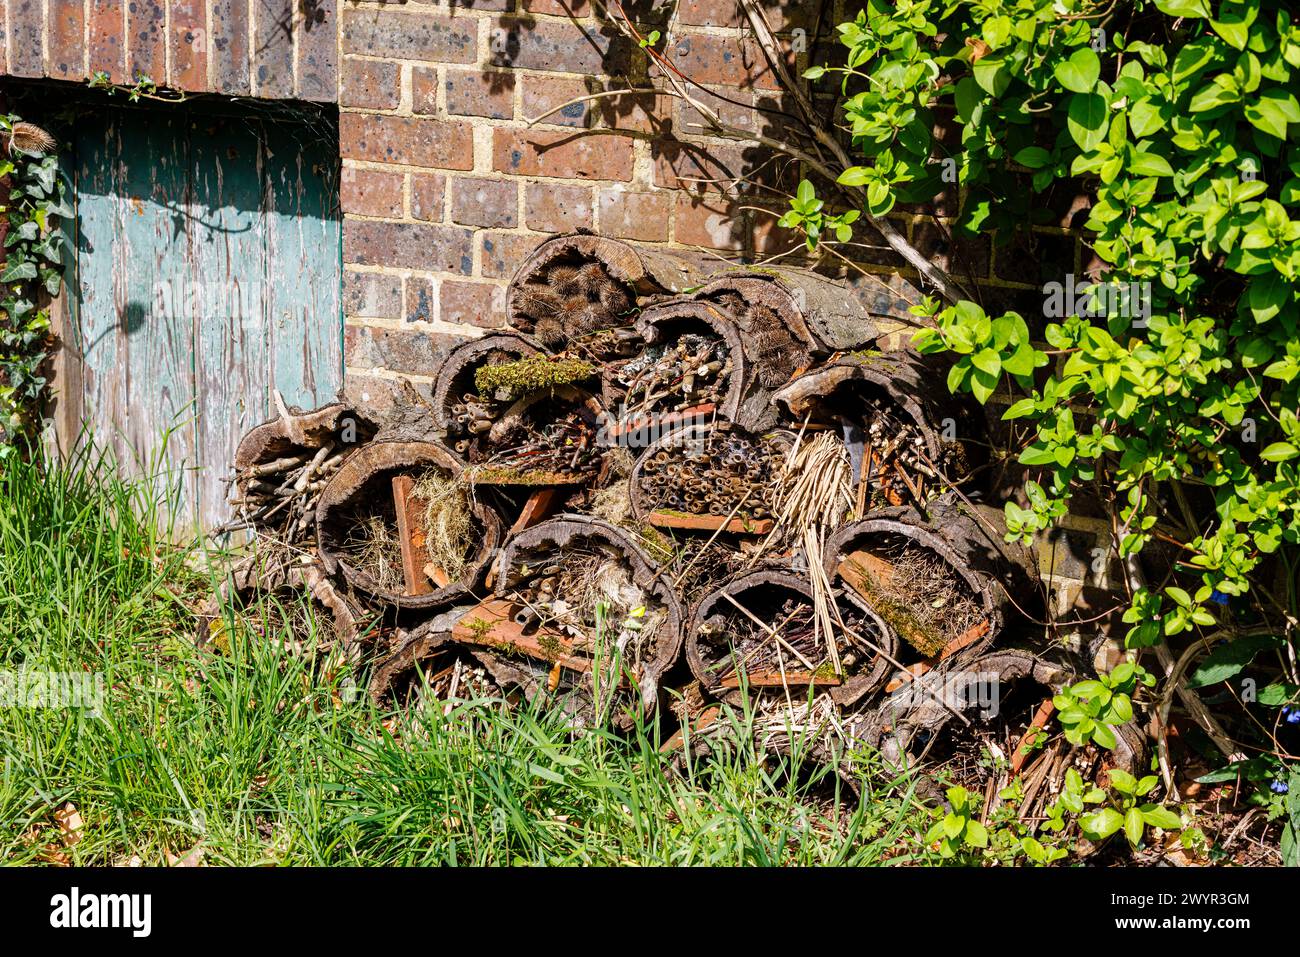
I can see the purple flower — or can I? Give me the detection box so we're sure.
[1209,590,1229,606]
[1283,707,1300,726]
[1270,779,1289,795]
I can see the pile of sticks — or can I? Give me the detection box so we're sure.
[208,232,1121,798]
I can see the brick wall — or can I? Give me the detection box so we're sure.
[0,0,337,100]
[331,1,1080,415]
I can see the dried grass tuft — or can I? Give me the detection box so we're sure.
[347,515,404,591]
[411,469,474,583]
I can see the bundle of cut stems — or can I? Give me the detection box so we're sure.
[755,429,852,675]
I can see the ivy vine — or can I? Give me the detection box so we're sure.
[0,114,67,455]
[794,0,1300,804]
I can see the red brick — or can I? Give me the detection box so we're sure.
[344,270,403,320]
[345,325,459,376]
[297,0,337,102]
[89,0,126,84]
[344,220,474,274]
[444,68,515,119]
[520,75,589,128]
[481,232,541,280]
[341,114,474,170]
[341,58,401,110]
[411,66,438,116]
[169,0,207,92]
[667,33,781,90]
[520,75,667,133]
[441,281,508,330]
[488,17,630,75]
[677,0,809,31]
[341,168,405,219]
[341,8,476,63]
[652,139,749,193]
[48,0,85,81]
[410,174,447,222]
[674,193,744,250]
[253,0,294,97]
[406,277,436,323]
[344,372,435,418]
[521,0,593,14]
[129,0,167,82]
[598,189,670,242]
[494,129,634,181]
[525,183,593,233]
[749,204,809,259]
[212,0,250,95]
[7,0,43,78]
[451,177,519,229]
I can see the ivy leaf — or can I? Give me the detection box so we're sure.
[1067,93,1109,151]
[0,260,37,283]
[1128,149,1173,177]
[1013,146,1052,169]
[1081,807,1124,840]
[1261,441,1299,462]
[1153,0,1210,17]
[1186,634,1281,689]
[1244,91,1299,140]
[973,57,1010,97]
[1055,47,1101,94]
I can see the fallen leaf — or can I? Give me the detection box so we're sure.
[167,844,205,868]
[53,802,83,847]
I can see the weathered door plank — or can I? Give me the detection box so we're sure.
[190,115,271,530]
[264,125,342,411]
[117,108,197,520]
[69,113,128,471]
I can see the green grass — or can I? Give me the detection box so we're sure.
[0,449,936,865]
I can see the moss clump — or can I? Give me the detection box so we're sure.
[847,561,948,658]
[813,661,842,681]
[467,465,593,486]
[538,631,563,661]
[466,616,493,639]
[474,355,597,399]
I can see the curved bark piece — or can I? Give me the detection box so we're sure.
[228,402,374,539]
[861,645,1147,776]
[194,555,366,661]
[430,333,545,442]
[234,401,369,471]
[491,513,684,720]
[690,267,881,354]
[602,299,768,436]
[466,383,605,483]
[773,348,982,480]
[316,440,502,610]
[686,567,896,707]
[506,232,705,347]
[367,605,475,701]
[825,496,1040,663]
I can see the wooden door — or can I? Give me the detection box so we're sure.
[57,103,342,530]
